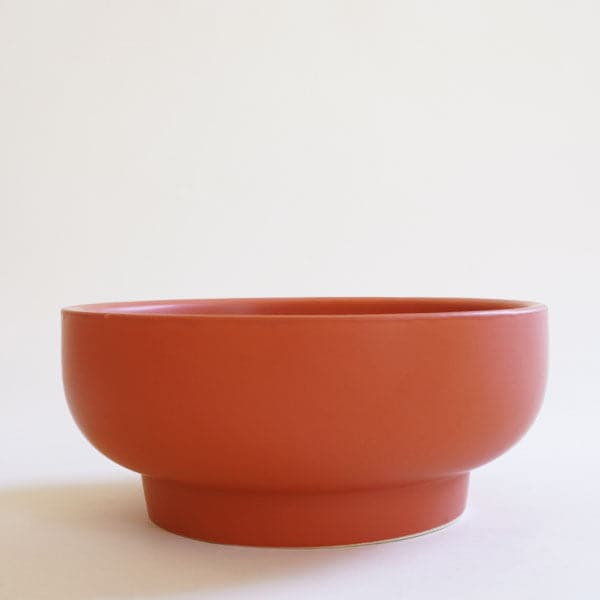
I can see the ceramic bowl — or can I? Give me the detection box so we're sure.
[62,297,547,547]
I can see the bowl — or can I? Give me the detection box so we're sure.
[62,297,548,547]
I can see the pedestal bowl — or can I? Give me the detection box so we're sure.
[62,297,547,547]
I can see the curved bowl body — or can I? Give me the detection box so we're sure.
[62,297,547,546]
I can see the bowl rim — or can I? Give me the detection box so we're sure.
[61,297,547,320]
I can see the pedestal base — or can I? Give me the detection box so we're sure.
[142,474,468,547]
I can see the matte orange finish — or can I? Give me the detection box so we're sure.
[62,298,548,546]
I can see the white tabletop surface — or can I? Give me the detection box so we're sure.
[2,369,598,600]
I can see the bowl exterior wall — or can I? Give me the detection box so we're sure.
[62,307,547,491]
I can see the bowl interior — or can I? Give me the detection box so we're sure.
[65,297,541,317]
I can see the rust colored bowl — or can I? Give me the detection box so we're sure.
[62,297,547,547]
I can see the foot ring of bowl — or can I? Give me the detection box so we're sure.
[142,473,469,547]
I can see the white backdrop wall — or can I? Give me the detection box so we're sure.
[1,2,599,599]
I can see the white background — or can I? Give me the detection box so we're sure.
[1,1,599,598]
